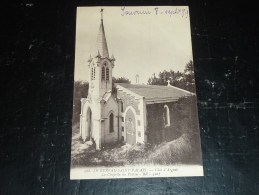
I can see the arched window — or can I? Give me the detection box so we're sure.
[109,113,114,132]
[121,102,123,112]
[91,67,94,80]
[106,67,109,81]
[163,105,170,127]
[93,67,96,80]
[101,66,105,80]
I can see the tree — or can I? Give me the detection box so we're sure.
[147,60,196,93]
[112,77,131,95]
[182,60,196,92]
[112,77,131,84]
[72,81,89,124]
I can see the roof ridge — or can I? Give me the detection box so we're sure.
[117,83,181,89]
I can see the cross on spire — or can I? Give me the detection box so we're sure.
[100,8,104,20]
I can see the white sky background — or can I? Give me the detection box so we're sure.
[74,6,193,84]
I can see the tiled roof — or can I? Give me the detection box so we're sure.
[116,83,193,102]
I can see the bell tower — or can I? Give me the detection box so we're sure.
[87,9,115,100]
[80,9,118,150]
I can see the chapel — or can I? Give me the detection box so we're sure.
[79,10,194,150]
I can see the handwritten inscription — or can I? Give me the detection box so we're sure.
[121,7,189,18]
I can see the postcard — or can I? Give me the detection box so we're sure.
[71,6,203,179]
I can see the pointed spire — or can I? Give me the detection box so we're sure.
[88,54,92,62]
[110,54,115,61]
[96,50,101,58]
[96,9,109,58]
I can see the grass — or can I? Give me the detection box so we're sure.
[144,133,192,165]
[71,126,201,168]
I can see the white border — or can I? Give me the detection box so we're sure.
[70,165,203,180]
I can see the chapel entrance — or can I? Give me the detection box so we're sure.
[85,108,92,141]
[125,108,136,145]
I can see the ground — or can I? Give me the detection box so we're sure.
[71,125,201,168]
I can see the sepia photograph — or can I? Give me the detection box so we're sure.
[70,6,203,179]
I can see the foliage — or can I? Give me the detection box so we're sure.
[174,95,199,134]
[112,76,131,84]
[182,60,196,92]
[112,76,131,95]
[147,60,196,92]
[72,81,89,124]
[71,132,201,167]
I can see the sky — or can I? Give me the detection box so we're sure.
[74,6,193,84]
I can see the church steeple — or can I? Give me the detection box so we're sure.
[88,9,114,100]
[96,9,109,58]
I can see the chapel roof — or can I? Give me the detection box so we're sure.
[116,83,194,103]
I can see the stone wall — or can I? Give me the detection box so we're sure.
[146,96,198,144]
[116,89,146,143]
[101,96,120,146]
[146,101,183,144]
[117,90,140,114]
